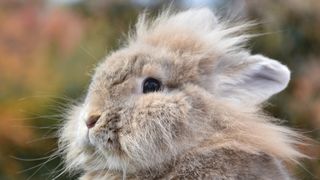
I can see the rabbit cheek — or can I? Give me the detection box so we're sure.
[121,94,191,167]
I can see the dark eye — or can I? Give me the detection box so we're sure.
[143,77,162,93]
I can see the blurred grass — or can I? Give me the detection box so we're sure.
[0,0,319,179]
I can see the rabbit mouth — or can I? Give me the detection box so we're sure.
[85,106,124,152]
[88,127,122,153]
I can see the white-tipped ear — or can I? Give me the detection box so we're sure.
[215,54,291,105]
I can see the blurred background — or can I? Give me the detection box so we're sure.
[0,0,319,179]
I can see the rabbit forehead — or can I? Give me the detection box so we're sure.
[93,46,201,90]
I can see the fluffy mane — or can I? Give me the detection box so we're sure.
[129,8,252,57]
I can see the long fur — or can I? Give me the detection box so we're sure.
[59,8,307,179]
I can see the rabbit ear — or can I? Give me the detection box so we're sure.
[214,54,290,105]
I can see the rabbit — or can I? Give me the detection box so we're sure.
[59,8,307,180]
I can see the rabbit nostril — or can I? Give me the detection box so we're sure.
[86,115,101,129]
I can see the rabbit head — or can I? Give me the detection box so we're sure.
[59,8,302,176]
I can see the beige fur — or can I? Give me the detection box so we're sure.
[59,8,306,179]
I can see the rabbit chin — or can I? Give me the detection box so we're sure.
[77,128,128,172]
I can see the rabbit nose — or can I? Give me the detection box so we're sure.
[86,115,101,129]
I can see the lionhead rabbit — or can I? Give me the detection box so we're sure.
[59,8,306,179]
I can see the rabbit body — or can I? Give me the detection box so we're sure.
[80,146,289,180]
[59,8,303,180]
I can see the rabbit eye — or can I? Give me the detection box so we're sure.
[143,77,162,93]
